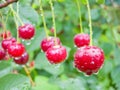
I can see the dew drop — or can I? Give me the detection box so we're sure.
[77,69,82,73]
[41,14,43,16]
[94,72,98,75]
[31,37,34,40]
[84,74,90,77]
[90,61,95,65]
[81,66,84,68]
[53,63,61,69]
[22,39,25,42]
[74,45,77,47]
[14,57,20,60]
[25,40,31,45]
[73,62,76,68]
[41,50,43,52]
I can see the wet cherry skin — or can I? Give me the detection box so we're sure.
[74,46,104,75]
[74,33,90,47]
[46,45,67,64]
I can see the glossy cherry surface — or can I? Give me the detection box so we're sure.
[74,33,90,47]
[14,52,29,65]
[74,46,104,75]
[41,37,61,52]
[46,45,67,64]
[8,43,25,57]
[18,24,35,40]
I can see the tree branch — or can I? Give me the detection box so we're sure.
[0,0,18,9]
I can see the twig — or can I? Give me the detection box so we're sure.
[0,0,18,9]
[23,66,35,86]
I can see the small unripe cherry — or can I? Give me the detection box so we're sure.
[0,31,11,39]
[50,27,54,33]
[29,61,35,68]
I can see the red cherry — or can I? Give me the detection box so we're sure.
[8,43,25,57]
[41,37,61,52]
[46,45,67,64]
[0,49,6,60]
[1,38,16,50]
[18,24,35,40]
[74,46,104,75]
[14,52,29,65]
[0,31,11,39]
[29,61,35,68]
[74,33,90,47]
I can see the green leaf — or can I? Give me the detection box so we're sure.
[86,9,100,21]
[35,52,49,70]
[19,4,39,24]
[114,45,120,65]
[35,52,64,76]
[81,0,87,4]
[98,59,114,76]
[111,66,120,90]
[32,76,60,90]
[0,61,12,78]
[26,29,45,52]
[57,77,86,90]
[0,74,30,90]
[100,42,113,56]
[96,0,105,4]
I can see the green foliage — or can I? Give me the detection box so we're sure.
[0,74,30,90]
[0,0,120,90]
[0,61,12,78]
[33,76,60,90]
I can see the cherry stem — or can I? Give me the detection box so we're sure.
[9,5,24,26]
[16,2,20,43]
[5,10,11,25]
[0,11,6,39]
[39,0,49,39]
[5,10,11,38]
[49,0,57,45]
[76,0,83,33]
[23,66,35,86]
[13,11,20,43]
[86,0,93,46]
[10,4,20,43]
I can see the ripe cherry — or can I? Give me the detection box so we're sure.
[1,38,16,50]
[74,46,104,75]
[0,31,11,39]
[74,33,90,47]
[0,49,6,60]
[8,43,25,57]
[14,52,29,65]
[18,24,35,40]
[41,37,61,52]
[46,45,67,64]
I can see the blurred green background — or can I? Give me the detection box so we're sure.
[0,0,120,90]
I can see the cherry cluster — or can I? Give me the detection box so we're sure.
[40,37,67,64]
[0,23,105,76]
[73,33,105,75]
[0,24,35,65]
